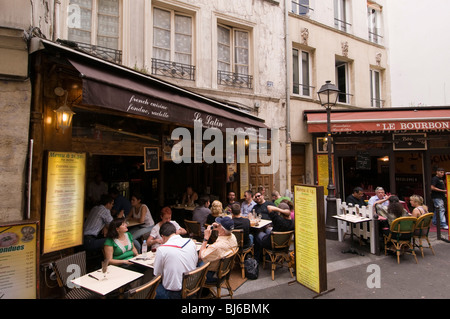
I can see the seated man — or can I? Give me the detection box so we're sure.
[199,216,238,282]
[192,196,211,233]
[153,222,198,299]
[254,202,293,261]
[146,207,187,251]
[230,203,253,248]
[346,187,368,207]
[83,194,114,251]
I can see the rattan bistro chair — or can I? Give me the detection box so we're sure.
[184,219,203,241]
[181,262,210,299]
[203,250,237,299]
[262,231,295,281]
[123,275,161,299]
[232,229,254,279]
[53,251,99,299]
[413,213,436,258]
[384,216,418,264]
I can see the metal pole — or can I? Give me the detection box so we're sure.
[326,105,338,240]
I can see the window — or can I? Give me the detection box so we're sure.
[368,6,382,43]
[291,0,312,15]
[152,7,194,80]
[336,61,350,104]
[370,69,382,107]
[334,0,351,32]
[68,0,120,50]
[217,24,252,89]
[292,49,311,96]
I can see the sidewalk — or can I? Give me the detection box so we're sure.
[231,230,450,299]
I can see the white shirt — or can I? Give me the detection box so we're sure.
[368,195,389,207]
[153,235,198,291]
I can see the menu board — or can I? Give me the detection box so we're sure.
[316,154,334,195]
[0,223,37,298]
[43,151,85,254]
[446,173,450,241]
[144,147,160,171]
[294,184,327,294]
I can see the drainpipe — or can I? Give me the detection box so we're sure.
[285,0,292,194]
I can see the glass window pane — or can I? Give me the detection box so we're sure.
[218,25,231,70]
[153,8,171,29]
[302,51,310,95]
[292,49,299,94]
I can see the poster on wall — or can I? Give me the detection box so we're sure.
[43,151,85,254]
[294,184,327,294]
[317,154,334,196]
[0,222,38,298]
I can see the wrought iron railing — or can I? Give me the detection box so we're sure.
[293,82,315,96]
[151,58,196,81]
[74,41,122,64]
[371,98,385,108]
[217,70,253,89]
[368,30,383,44]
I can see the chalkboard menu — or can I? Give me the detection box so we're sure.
[144,147,160,171]
[356,151,371,170]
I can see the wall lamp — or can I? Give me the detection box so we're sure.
[54,87,75,133]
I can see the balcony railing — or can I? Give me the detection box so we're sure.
[368,30,384,44]
[151,58,196,81]
[371,98,385,108]
[291,1,314,15]
[293,82,315,97]
[75,42,122,64]
[217,70,253,89]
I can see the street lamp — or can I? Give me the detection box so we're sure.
[317,81,340,240]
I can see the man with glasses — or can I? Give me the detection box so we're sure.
[253,192,275,220]
[346,187,368,207]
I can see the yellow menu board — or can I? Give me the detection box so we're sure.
[294,184,327,294]
[43,151,85,254]
[0,223,37,299]
[446,173,450,241]
[316,154,334,196]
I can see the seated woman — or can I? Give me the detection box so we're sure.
[128,192,155,248]
[104,218,138,267]
[410,194,428,218]
[207,200,223,225]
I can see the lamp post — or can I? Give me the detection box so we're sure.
[317,81,340,240]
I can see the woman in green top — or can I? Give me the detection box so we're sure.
[104,218,138,266]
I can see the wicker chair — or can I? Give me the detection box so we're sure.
[384,216,418,264]
[53,251,99,299]
[203,250,237,299]
[413,213,435,258]
[262,231,295,281]
[181,262,210,299]
[232,229,254,279]
[123,275,161,299]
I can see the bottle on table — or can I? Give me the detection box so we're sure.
[142,240,148,257]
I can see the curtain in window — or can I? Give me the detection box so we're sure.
[175,15,192,65]
[217,25,231,72]
[153,8,171,61]
[234,30,248,75]
[97,0,119,49]
[68,0,92,44]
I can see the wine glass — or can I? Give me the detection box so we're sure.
[101,259,109,280]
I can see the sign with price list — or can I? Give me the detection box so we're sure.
[0,222,38,299]
[294,185,327,294]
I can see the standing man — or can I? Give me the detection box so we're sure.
[153,222,198,299]
[431,168,449,229]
